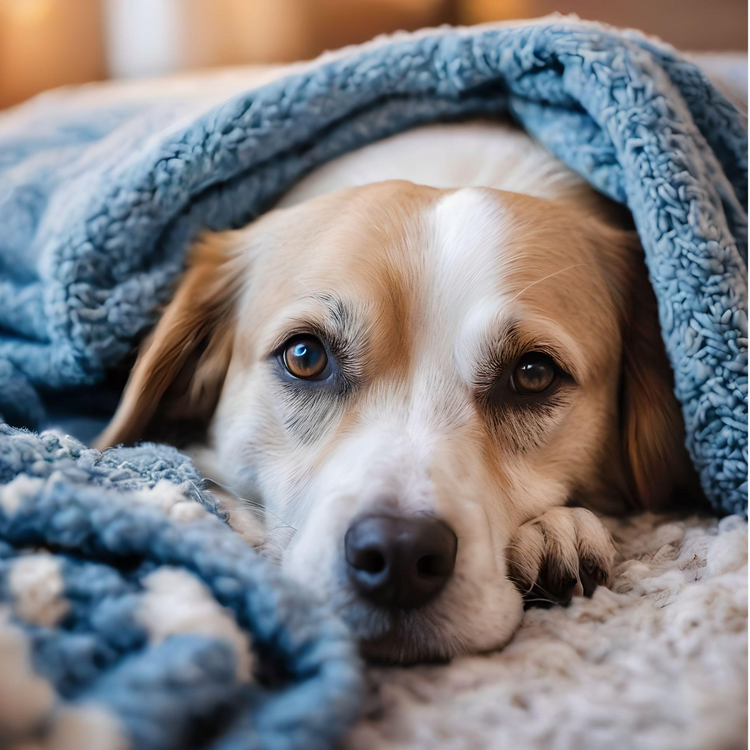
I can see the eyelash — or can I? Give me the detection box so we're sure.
[267,325,329,359]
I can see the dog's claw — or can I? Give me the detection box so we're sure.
[578,566,599,598]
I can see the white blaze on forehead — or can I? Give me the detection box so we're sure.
[389,186,520,412]
[350,189,517,437]
[429,188,517,329]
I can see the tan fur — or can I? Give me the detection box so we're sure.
[95,236,239,450]
[619,267,701,510]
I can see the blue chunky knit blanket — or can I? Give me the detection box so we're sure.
[0,17,747,750]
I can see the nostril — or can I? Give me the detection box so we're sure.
[356,548,386,574]
[417,554,447,578]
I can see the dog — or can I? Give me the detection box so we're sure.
[97,122,701,663]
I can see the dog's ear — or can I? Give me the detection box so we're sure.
[95,234,241,450]
[618,255,703,510]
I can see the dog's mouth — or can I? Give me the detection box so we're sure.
[341,605,460,664]
[324,575,456,663]
[330,572,519,664]
[359,634,454,665]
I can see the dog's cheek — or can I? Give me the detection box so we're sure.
[277,388,348,446]
[209,375,292,496]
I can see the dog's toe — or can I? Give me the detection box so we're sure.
[508,506,615,608]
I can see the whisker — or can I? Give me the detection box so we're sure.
[296,277,314,295]
[507,263,589,305]
[493,548,538,577]
[202,476,299,532]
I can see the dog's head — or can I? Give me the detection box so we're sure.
[99,181,698,662]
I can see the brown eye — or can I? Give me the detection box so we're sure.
[511,353,557,394]
[283,337,329,379]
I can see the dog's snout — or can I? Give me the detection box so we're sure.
[344,515,458,610]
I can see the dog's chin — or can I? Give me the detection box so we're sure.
[333,594,520,665]
[348,615,461,664]
[357,624,460,665]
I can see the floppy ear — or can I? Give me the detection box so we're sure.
[95,234,240,450]
[619,259,703,510]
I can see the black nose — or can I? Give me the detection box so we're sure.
[344,515,458,610]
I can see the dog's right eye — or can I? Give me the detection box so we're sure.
[282,336,330,380]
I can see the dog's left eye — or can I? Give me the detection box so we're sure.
[282,336,329,379]
[510,352,558,394]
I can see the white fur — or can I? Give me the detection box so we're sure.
[430,188,518,349]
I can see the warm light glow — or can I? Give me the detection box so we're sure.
[0,0,53,25]
[0,0,105,108]
[462,0,531,24]
[378,0,446,9]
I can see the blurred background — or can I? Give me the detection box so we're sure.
[0,0,747,109]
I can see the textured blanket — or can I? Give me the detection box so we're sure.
[0,426,363,750]
[0,16,747,750]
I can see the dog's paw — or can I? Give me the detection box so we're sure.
[507,507,615,608]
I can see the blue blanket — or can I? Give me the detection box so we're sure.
[0,18,747,750]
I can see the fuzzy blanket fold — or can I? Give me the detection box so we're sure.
[0,425,363,750]
[0,17,747,750]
